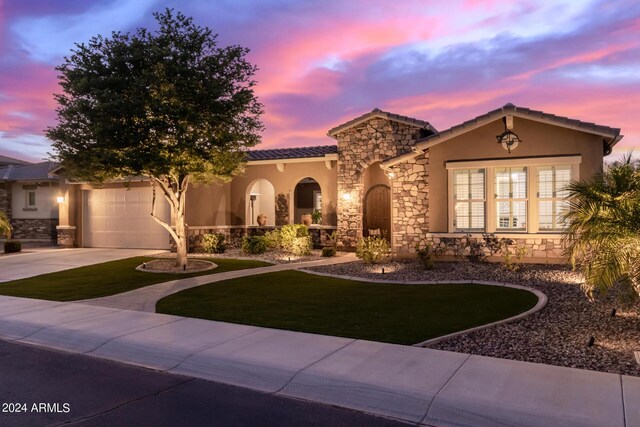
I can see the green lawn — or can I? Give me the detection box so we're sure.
[0,257,270,301]
[157,270,538,345]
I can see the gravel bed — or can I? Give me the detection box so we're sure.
[153,248,326,264]
[137,259,216,273]
[307,260,640,376]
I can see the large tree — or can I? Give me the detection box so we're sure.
[47,9,263,267]
[563,153,640,304]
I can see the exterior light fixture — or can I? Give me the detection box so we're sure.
[496,116,522,153]
[341,192,352,201]
[249,193,259,225]
[56,195,65,203]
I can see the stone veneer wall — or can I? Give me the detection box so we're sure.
[389,151,430,254]
[186,225,337,252]
[422,234,567,262]
[335,118,426,251]
[0,182,11,222]
[11,218,58,240]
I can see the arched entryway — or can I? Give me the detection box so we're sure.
[246,179,275,226]
[363,184,391,239]
[293,177,322,224]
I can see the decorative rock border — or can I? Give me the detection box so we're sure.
[136,259,217,274]
[298,268,547,346]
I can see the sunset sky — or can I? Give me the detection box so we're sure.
[1,0,639,162]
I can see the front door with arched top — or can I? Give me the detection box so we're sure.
[363,184,391,240]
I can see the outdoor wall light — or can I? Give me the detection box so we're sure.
[341,192,352,201]
[496,116,522,153]
[56,195,65,203]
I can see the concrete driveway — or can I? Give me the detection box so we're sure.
[0,248,166,282]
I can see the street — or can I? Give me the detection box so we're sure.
[0,339,407,426]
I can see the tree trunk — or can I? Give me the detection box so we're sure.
[150,175,190,268]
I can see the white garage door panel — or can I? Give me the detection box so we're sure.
[84,187,171,249]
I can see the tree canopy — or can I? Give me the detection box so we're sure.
[47,9,263,185]
[46,9,264,266]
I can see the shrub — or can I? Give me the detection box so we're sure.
[0,211,11,239]
[263,229,281,249]
[322,246,336,257]
[201,233,226,254]
[4,240,22,254]
[356,236,389,264]
[311,210,322,224]
[280,224,312,256]
[415,241,436,270]
[501,241,528,272]
[241,236,268,255]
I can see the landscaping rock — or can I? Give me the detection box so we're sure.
[308,260,640,377]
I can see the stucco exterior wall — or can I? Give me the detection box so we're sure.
[227,161,338,226]
[10,182,59,220]
[427,117,604,233]
[185,182,231,226]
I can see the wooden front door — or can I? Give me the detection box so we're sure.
[363,184,391,240]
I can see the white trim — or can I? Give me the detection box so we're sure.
[446,155,582,169]
[446,157,582,234]
[248,154,338,166]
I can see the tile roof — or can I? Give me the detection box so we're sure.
[327,108,437,137]
[417,103,621,147]
[0,155,31,166]
[0,161,59,181]
[247,145,337,161]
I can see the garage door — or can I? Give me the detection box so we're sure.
[83,187,171,249]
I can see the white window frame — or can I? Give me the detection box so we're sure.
[494,166,528,232]
[535,164,575,232]
[451,168,486,232]
[447,156,581,234]
[26,190,37,208]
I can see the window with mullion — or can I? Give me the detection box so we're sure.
[538,165,571,230]
[453,168,485,231]
[495,167,527,231]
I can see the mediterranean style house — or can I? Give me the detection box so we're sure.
[27,103,625,261]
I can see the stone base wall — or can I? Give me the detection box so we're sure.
[390,152,430,254]
[185,225,337,252]
[56,226,77,247]
[418,234,567,262]
[11,218,58,240]
[0,182,11,221]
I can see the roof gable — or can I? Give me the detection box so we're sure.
[327,108,437,138]
[382,103,623,167]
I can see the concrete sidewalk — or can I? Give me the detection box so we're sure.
[0,295,636,426]
[81,254,358,312]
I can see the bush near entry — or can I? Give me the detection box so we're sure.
[201,233,226,253]
[242,236,268,255]
[356,236,389,264]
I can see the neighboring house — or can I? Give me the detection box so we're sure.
[0,159,61,243]
[54,103,622,261]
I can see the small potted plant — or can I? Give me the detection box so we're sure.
[311,210,322,225]
[257,213,267,226]
[301,213,312,226]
